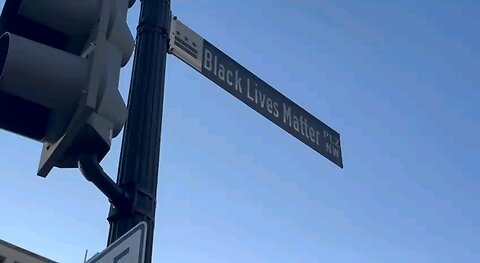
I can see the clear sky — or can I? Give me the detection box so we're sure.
[0,1,479,262]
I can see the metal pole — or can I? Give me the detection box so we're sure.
[107,0,171,262]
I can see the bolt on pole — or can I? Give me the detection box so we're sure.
[107,0,171,262]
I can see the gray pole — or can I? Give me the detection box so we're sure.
[107,0,171,262]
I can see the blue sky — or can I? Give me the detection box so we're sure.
[0,1,479,262]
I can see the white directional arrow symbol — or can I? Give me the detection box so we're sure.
[87,222,147,263]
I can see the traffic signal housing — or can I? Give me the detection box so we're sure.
[0,0,135,177]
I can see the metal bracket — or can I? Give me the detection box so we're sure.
[107,184,156,223]
[81,42,97,58]
[137,23,169,38]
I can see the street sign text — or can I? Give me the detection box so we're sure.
[169,18,343,168]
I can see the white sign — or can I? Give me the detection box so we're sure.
[169,17,204,71]
[87,222,147,263]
